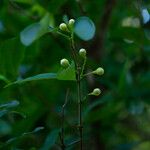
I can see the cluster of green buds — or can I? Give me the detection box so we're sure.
[59,19,75,69]
[78,48,104,97]
[59,19,75,32]
[59,19,104,97]
[89,67,104,96]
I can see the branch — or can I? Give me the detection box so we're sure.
[59,89,70,150]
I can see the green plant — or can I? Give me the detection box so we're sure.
[0,100,44,149]
[60,19,104,150]
[1,1,150,150]
[5,17,104,149]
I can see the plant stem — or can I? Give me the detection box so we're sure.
[80,57,87,78]
[77,66,83,150]
[70,34,83,150]
[70,34,78,67]
[60,89,70,150]
[83,71,93,77]
[57,30,70,40]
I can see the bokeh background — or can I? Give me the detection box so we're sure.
[0,0,150,150]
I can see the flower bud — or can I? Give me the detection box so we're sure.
[79,48,86,58]
[89,88,101,96]
[60,58,70,68]
[69,19,75,26]
[93,67,104,76]
[59,23,68,31]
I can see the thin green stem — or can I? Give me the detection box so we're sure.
[80,57,87,78]
[83,71,93,77]
[67,139,80,147]
[60,89,70,150]
[70,33,83,150]
[56,31,70,40]
[70,34,78,67]
[77,66,83,150]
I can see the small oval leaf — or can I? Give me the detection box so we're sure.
[20,14,51,46]
[142,8,150,24]
[74,16,96,41]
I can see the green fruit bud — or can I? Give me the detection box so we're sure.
[60,58,70,68]
[59,23,68,31]
[79,48,86,58]
[69,19,75,26]
[89,88,101,96]
[93,67,104,76]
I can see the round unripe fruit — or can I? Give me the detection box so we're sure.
[79,48,86,58]
[59,23,68,31]
[92,88,101,96]
[69,19,75,26]
[93,67,104,76]
[60,58,70,68]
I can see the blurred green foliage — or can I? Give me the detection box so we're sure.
[0,0,150,150]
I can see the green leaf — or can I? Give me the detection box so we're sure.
[0,75,9,83]
[0,120,11,136]
[0,38,25,79]
[31,126,44,133]
[20,13,52,46]
[57,61,76,81]
[0,100,20,109]
[5,62,76,87]
[5,126,44,145]
[83,93,113,119]
[5,73,57,87]
[40,129,59,150]
[0,110,8,117]
[9,111,26,120]
[0,110,26,119]
[74,16,96,41]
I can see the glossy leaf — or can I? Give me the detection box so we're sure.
[142,8,150,24]
[0,100,20,109]
[57,61,76,81]
[74,16,96,41]
[40,129,59,150]
[0,75,9,83]
[5,73,57,87]
[6,126,44,145]
[5,65,76,87]
[0,110,26,119]
[20,13,51,46]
